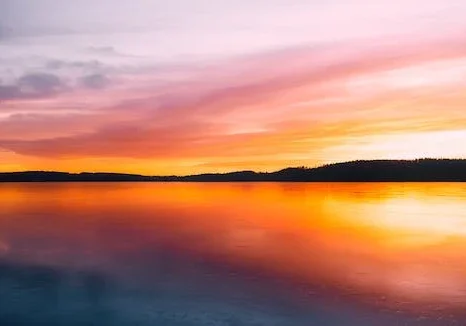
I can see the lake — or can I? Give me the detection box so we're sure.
[1,182,465,325]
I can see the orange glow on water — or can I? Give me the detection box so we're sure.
[1,182,466,314]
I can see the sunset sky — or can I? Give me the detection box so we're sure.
[2,0,466,174]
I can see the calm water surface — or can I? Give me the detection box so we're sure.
[1,182,466,325]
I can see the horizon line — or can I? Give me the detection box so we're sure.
[2,158,465,177]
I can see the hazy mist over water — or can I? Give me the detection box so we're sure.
[1,182,466,325]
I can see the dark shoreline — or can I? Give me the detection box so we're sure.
[2,159,466,182]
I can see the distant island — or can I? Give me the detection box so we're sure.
[2,159,466,182]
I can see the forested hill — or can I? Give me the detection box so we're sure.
[1,159,466,182]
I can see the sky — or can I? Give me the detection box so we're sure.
[1,0,466,174]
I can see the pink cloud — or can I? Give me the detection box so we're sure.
[2,33,466,171]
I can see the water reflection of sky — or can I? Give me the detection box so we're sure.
[1,182,465,325]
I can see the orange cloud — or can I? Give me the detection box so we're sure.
[2,35,466,173]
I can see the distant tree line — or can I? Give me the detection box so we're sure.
[2,159,466,182]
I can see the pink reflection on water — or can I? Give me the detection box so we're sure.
[0,182,466,321]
